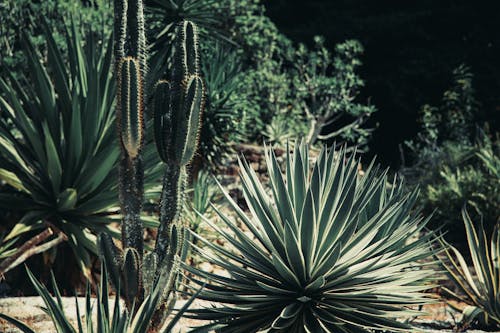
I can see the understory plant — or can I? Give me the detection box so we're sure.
[0,0,113,82]
[0,19,162,277]
[403,65,499,248]
[185,170,217,243]
[439,209,500,328]
[99,0,205,330]
[198,43,251,167]
[186,142,435,332]
[0,265,198,333]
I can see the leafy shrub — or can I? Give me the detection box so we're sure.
[439,209,500,328]
[0,20,162,277]
[186,142,435,332]
[146,0,375,158]
[0,0,112,81]
[403,65,499,247]
[425,133,499,234]
[289,38,376,147]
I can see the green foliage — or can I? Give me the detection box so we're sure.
[228,6,374,148]
[145,0,375,159]
[179,170,217,273]
[291,38,376,147]
[263,115,294,146]
[439,210,500,328]
[226,3,375,148]
[185,171,216,236]
[237,54,295,141]
[0,20,161,277]
[186,142,435,332]
[425,134,499,232]
[0,265,197,333]
[199,43,251,165]
[404,65,499,247]
[407,64,477,155]
[0,0,112,81]
[228,1,297,140]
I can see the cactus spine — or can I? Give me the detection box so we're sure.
[154,21,205,265]
[99,0,204,328]
[102,0,147,308]
[151,21,205,327]
[115,0,146,256]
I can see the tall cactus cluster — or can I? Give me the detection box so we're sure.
[99,0,205,329]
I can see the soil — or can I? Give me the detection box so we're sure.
[0,296,496,333]
[0,297,203,333]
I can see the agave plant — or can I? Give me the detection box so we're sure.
[439,209,500,327]
[0,20,162,276]
[185,142,435,332]
[0,265,197,333]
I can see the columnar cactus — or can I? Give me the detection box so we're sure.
[151,21,205,327]
[117,56,145,255]
[154,21,205,264]
[100,0,147,308]
[99,0,204,329]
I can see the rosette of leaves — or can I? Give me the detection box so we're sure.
[438,209,500,328]
[185,142,435,332]
[0,20,162,277]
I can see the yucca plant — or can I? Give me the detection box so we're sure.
[146,0,231,88]
[0,265,198,333]
[0,20,162,277]
[199,43,250,167]
[146,0,226,41]
[185,142,435,332]
[438,209,500,327]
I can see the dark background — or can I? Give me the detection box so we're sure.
[265,0,500,166]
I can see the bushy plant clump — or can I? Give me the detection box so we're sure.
[403,65,499,247]
[0,0,112,81]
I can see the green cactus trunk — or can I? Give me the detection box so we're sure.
[153,21,205,265]
[100,0,204,328]
[117,56,145,254]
